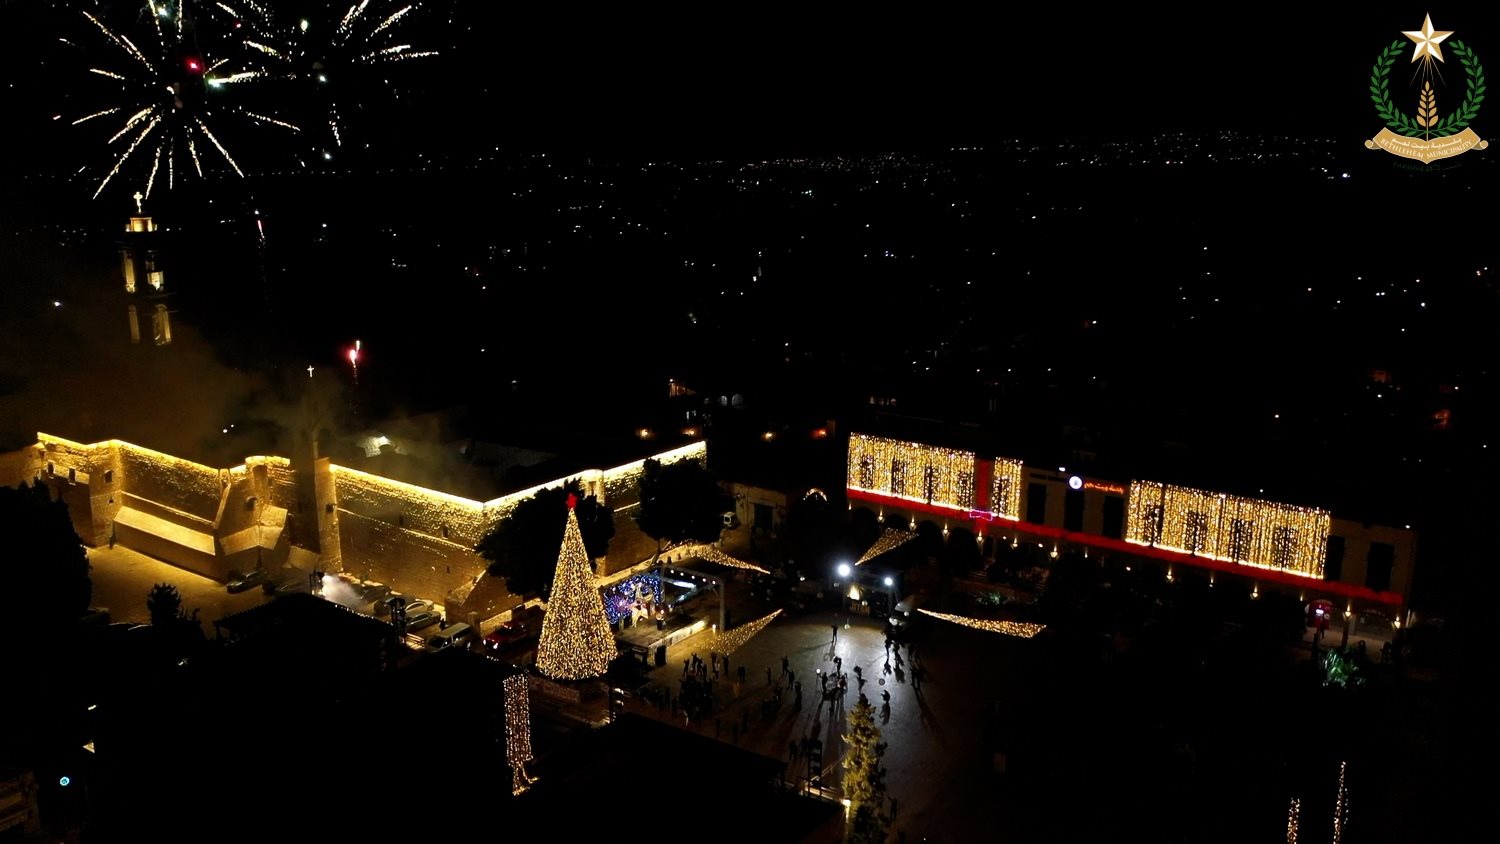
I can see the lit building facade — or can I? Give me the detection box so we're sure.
[845,433,1415,621]
[2,433,707,633]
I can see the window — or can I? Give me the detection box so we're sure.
[1184,511,1209,552]
[890,459,907,497]
[1143,503,1164,544]
[441,524,450,539]
[1102,496,1125,539]
[104,469,114,484]
[68,468,76,483]
[1063,488,1084,532]
[1227,518,1253,561]
[992,477,1012,516]
[1366,542,1395,592]
[325,503,335,514]
[1026,483,1047,524]
[1325,535,1345,581]
[1271,526,1297,569]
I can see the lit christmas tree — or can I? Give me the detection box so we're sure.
[842,695,891,844]
[535,495,616,680]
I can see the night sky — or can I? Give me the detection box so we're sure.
[6,4,1500,161]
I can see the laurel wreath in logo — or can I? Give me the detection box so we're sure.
[1370,39,1486,137]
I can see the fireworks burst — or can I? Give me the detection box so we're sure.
[220,1,436,150]
[74,1,300,200]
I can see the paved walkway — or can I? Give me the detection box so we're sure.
[86,544,269,626]
[616,606,1005,843]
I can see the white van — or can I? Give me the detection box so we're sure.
[426,622,475,651]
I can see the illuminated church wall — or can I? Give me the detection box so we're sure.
[117,442,222,522]
[34,436,124,546]
[329,464,494,607]
[14,434,705,617]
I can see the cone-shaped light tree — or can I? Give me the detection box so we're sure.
[536,495,617,680]
[842,695,891,844]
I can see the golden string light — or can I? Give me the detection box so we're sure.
[503,673,535,795]
[1332,761,1348,844]
[1286,797,1299,844]
[989,458,1024,519]
[918,609,1045,638]
[1124,480,1330,578]
[855,527,915,565]
[712,609,782,655]
[847,434,980,511]
[535,504,616,680]
[698,546,770,575]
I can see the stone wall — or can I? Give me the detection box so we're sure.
[0,443,44,489]
[337,509,488,601]
[117,442,221,522]
[7,435,706,611]
[37,435,122,545]
[604,504,656,576]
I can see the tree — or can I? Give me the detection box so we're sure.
[145,582,204,652]
[477,479,614,598]
[842,694,892,844]
[535,499,617,680]
[634,457,731,561]
[146,583,183,627]
[0,480,91,628]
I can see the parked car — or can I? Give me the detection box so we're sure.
[400,599,433,616]
[427,623,475,651]
[274,578,311,596]
[482,623,534,652]
[405,611,441,632]
[227,570,268,593]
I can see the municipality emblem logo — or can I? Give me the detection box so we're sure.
[1367,14,1487,162]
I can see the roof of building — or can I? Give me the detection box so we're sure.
[339,405,701,500]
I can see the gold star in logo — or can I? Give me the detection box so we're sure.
[1403,14,1453,63]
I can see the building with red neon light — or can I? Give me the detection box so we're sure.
[845,432,1416,628]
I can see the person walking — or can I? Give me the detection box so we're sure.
[781,655,790,678]
[881,689,890,705]
[766,666,774,686]
[831,623,839,641]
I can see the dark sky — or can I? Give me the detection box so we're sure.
[4,2,1499,164]
[424,3,1500,153]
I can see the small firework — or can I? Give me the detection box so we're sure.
[222,1,436,150]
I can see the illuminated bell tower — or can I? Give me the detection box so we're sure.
[120,191,171,346]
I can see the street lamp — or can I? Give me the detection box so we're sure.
[836,563,852,578]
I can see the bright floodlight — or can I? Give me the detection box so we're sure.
[836,563,851,578]
[883,576,894,586]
